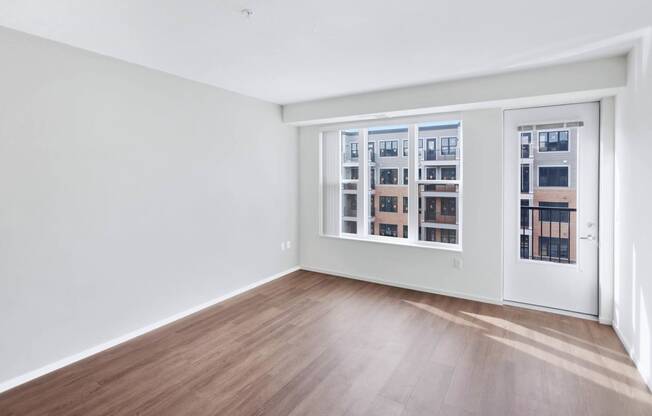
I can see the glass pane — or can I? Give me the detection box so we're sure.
[417,121,461,245]
[368,125,408,239]
[342,130,360,234]
[519,127,577,263]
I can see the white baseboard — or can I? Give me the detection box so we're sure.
[0,265,300,394]
[612,321,652,392]
[300,265,502,306]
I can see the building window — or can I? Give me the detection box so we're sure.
[440,137,458,156]
[521,132,532,158]
[520,200,530,228]
[403,168,409,185]
[350,142,358,159]
[520,235,530,259]
[424,197,436,222]
[379,223,398,237]
[426,167,437,180]
[441,167,456,180]
[539,237,569,259]
[403,139,409,157]
[425,228,436,241]
[379,196,398,213]
[380,168,399,185]
[539,202,570,223]
[403,225,408,238]
[441,198,456,216]
[440,229,457,244]
[403,197,408,213]
[521,165,530,193]
[539,166,569,187]
[538,130,569,152]
[379,140,398,157]
[345,167,358,180]
[425,138,436,161]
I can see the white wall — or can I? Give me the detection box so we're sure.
[284,56,626,125]
[0,27,298,385]
[299,109,503,303]
[614,30,652,389]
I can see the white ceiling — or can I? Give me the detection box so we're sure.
[0,0,650,104]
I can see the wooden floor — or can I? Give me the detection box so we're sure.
[1,270,651,416]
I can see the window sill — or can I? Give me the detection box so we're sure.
[320,233,462,252]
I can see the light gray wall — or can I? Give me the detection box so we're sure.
[284,56,627,125]
[299,109,503,302]
[0,27,298,384]
[614,32,652,390]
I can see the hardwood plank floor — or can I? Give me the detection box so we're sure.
[1,270,650,415]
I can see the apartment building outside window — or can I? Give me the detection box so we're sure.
[538,130,569,152]
[379,223,398,237]
[518,123,577,264]
[350,142,358,159]
[539,166,569,187]
[380,196,398,212]
[440,137,458,156]
[380,168,399,185]
[379,140,398,157]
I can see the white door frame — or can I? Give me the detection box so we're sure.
[501,97,615,324]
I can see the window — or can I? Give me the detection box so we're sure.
[380,168,399,185]
[379,140,398,157]
[521,165,530,193]
[440,229,457,244]
[380,196,398,213]
[521,132,532,158]
[424,138,436,161]
[520,235,530,259]
[345,167,358,180]
[441,137,458,156]
[520,200,530,228]
[441,198,456,216]
[441,167,456,180]
[379,223,398,237]
[539,166,569,187]
[539,202,570,223]
[539,237,569,259]
[320,119,462,248]
[350,142,358,159]
[538,130,569,152]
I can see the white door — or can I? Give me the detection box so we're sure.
[503,102,599,315]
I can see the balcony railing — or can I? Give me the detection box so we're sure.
[419,149,459,162]
[342,149,376,164]
[520,206,576,264]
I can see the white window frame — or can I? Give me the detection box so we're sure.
[318,112,463,252]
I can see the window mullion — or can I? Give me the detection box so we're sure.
[360,128,369,236]
[408,125,418,243]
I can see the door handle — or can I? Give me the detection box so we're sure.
[580,235,596,241]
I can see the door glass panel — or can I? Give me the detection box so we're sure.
[518,127,577,263]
